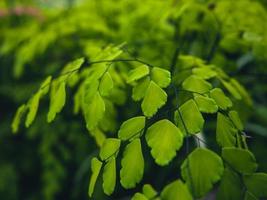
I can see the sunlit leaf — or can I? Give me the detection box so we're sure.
[100,138,121,161]
[84,92,105,130]
[103,157,116,195]
[146,119,183,165]
[142,81,167,117]
[142,184,157,199]
[120,139,144,189]
[132,193,148,200]
[11,104,26,133]
[25,92,41,127]
[194,95,218,113]
[182,75,212,94]
[99,72,113,96]
[210,88,232,110]
[127,65,149,84]
[88,157,102,197]
[118,116,146,141]
[47,82,66,123]
[161,180,192,200]
[181,148,224,198]
[132,77,150,101]
[192,66,217,79]
[151,67,171,88]
[179,99,204,134]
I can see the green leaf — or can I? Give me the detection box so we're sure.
[99,72,113,96]
[118,116,146,141]
[39,76,52,96]
[182,75,212,94]
[217,168,243,200]
[12,104,26,133]
[90,128,106,147]
[120,139,144,189]
[228,110,244,131]
[161,180,192,200]
[88,157,102,197]
[220,79,242,100]
[84,92,105,130]
[25,92,41,127]
[102,157,116,195]
[216,113,237,147]
[132,193,148,200]
[142,184,157,199]
[47,82,66,122]
[230,78,252,105]
[192,66,217,79]
[142,81,167,117]
[127,65,149,83]
[151,67,171,88]
[132,77,150,101]
[146,119,183,165]
[244,173,267,198]
[210,88,232,110]
[61,57,84,74]
[181,148,224,198]
[179,99,204,134]
[222,147,258,174]
[83,78,99,104]
[194,95,218,113]
[174,110,187,136]
[100,138,121,161]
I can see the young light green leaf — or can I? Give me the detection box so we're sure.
[146,119,183,166]
[222,147,258,174]
[217,168,243,200]
[182,75,212,94]
[118,116,146,141]
[216,113,237,147]
[132,77,150,101]
[244,173,267,198]
[120,139,144,189]
[181,148,224,198]
[132,193,148,200]
[142,184,157,199]
[25,92,41,127]
[192,66,217,79]
[90,128,106,147]
[47,82,66,123]
[84,92,105,130]
[210,88,232,110]
[161,180,193,200]
[102,157,116,195]
[61,57,84,74]
[179,99,204,134]
[99,72,113,96]
[127,65,149,83]
[228,110,244,131]
[100,138,121,161]
[83,79,99,104]
[151,67,171,88]
[39,76,52,96]
[142,81,167,117]
[194,95,218,113]
[88,157,102,197]
[12,104,26,133]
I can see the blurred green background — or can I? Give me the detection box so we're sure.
[1,0,267,199]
